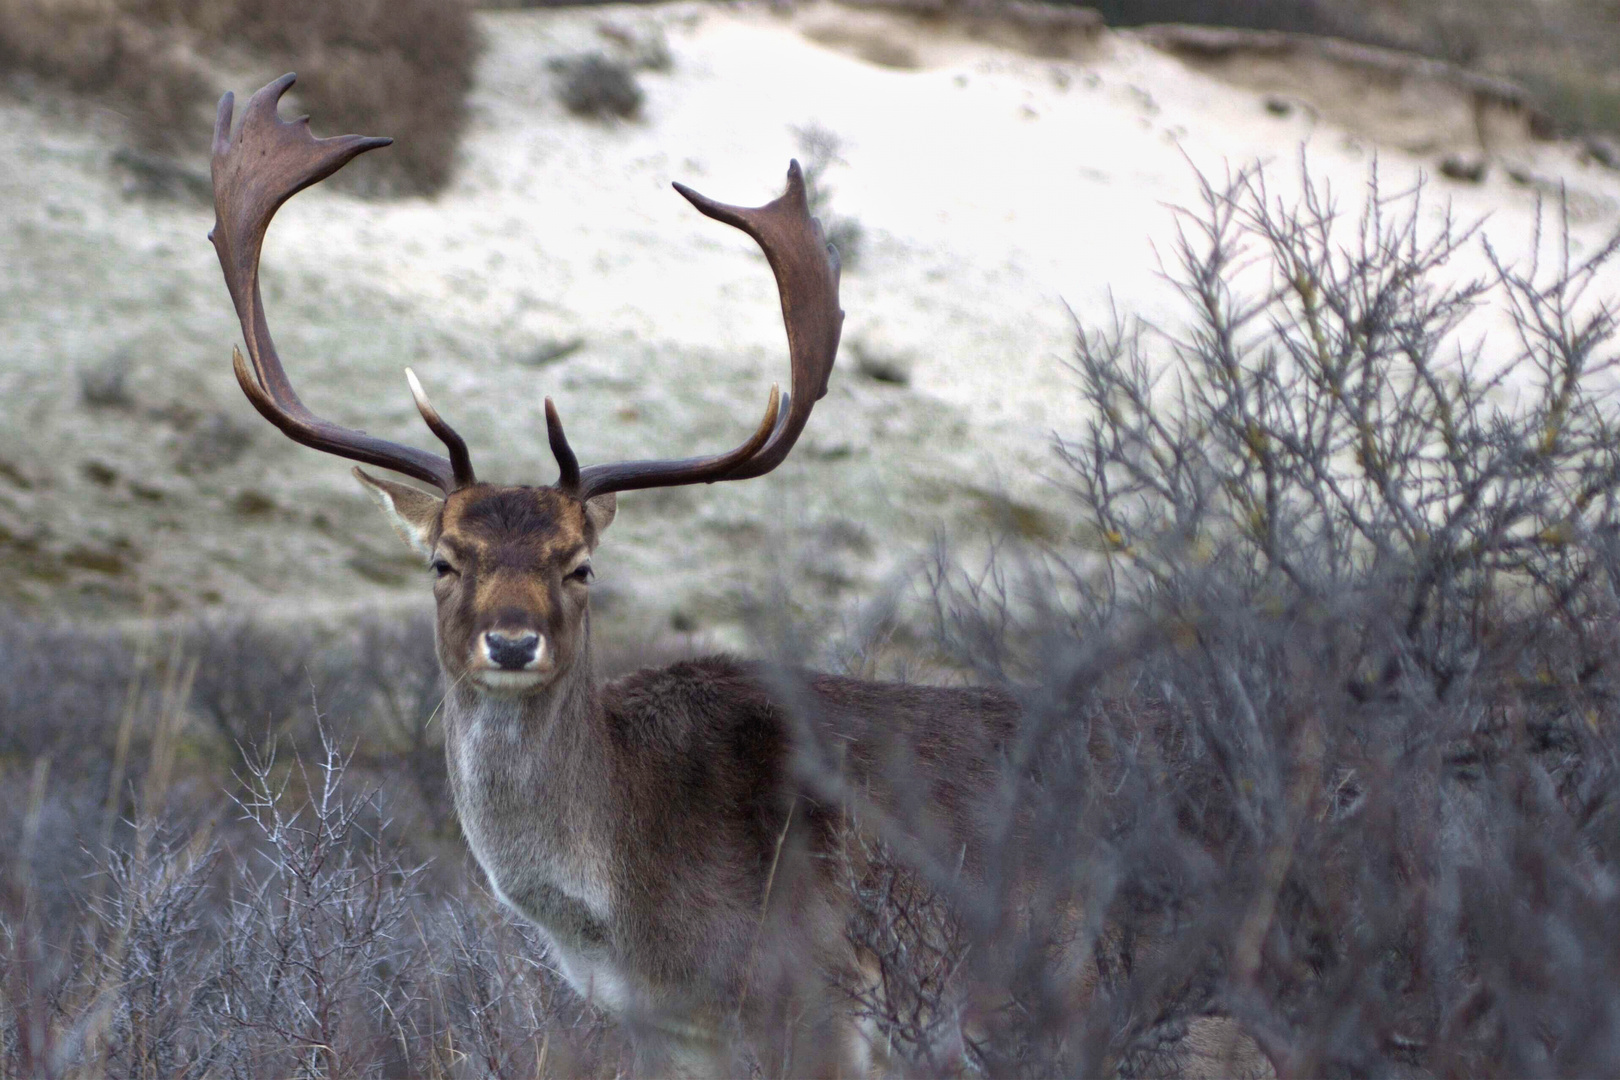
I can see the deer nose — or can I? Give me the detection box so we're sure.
[483,630,541,670]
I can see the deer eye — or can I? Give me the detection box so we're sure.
[567,562,593,584]
[430,558,457,579]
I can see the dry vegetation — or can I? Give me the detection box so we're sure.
[1087,0,1620,140]
[2,0,1615,199]
[5,163,1620,1074]
[859,164,1620,1075]
[0,0,479,195]
[0,611,635,1076]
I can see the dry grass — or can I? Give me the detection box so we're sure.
[1377,0,1620,138]
[0,0,479,195]
[1088,0,1620,138]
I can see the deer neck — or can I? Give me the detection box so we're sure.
[440,629,623,948]
[442,631,606,769]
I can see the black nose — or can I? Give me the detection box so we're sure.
[484,631,540,670]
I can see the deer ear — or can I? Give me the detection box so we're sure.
[354,467,442,559]
[584,493,616,546]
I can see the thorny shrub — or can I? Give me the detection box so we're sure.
[0,613,621,1078]
[812,164,1620,1076]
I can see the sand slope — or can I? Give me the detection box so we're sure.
[0,2,1616,641]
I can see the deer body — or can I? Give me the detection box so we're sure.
[444,635,1020,1070]
[448,656,792,1021]
[206,76,1016,1073]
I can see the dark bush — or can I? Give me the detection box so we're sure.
[1076,0,1620,138]
[0,0,213,148]
[555,52,644,120]
[1081,0,1386,39]
[0,0,479,195]
[210,0,480,195]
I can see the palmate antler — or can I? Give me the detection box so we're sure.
[210,74,474,493]
[549,163,843,499]
[210,74,843,499]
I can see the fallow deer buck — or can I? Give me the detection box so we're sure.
[209,75,1017,1076]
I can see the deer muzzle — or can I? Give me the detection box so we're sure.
[470,629,554,693]
[484,629,542,670]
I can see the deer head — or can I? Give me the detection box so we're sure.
[210,75,843,695]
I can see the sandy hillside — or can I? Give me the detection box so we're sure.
[0,1,1616,645]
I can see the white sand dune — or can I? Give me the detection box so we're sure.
[1,2,1616,642]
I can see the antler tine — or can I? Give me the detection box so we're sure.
[568,161,842,501]
[668,161,841,481]
[552,385,783,497]
[545,398,581,491]
[210,74,475,494]
[406,369,476,488]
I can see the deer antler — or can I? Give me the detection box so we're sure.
[210,74,475,493]
[547,161,844,499]
[212,77,840,499]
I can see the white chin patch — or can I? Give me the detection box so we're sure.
[471,669,549,694]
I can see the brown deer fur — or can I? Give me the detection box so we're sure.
[357,475,1021,1074]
